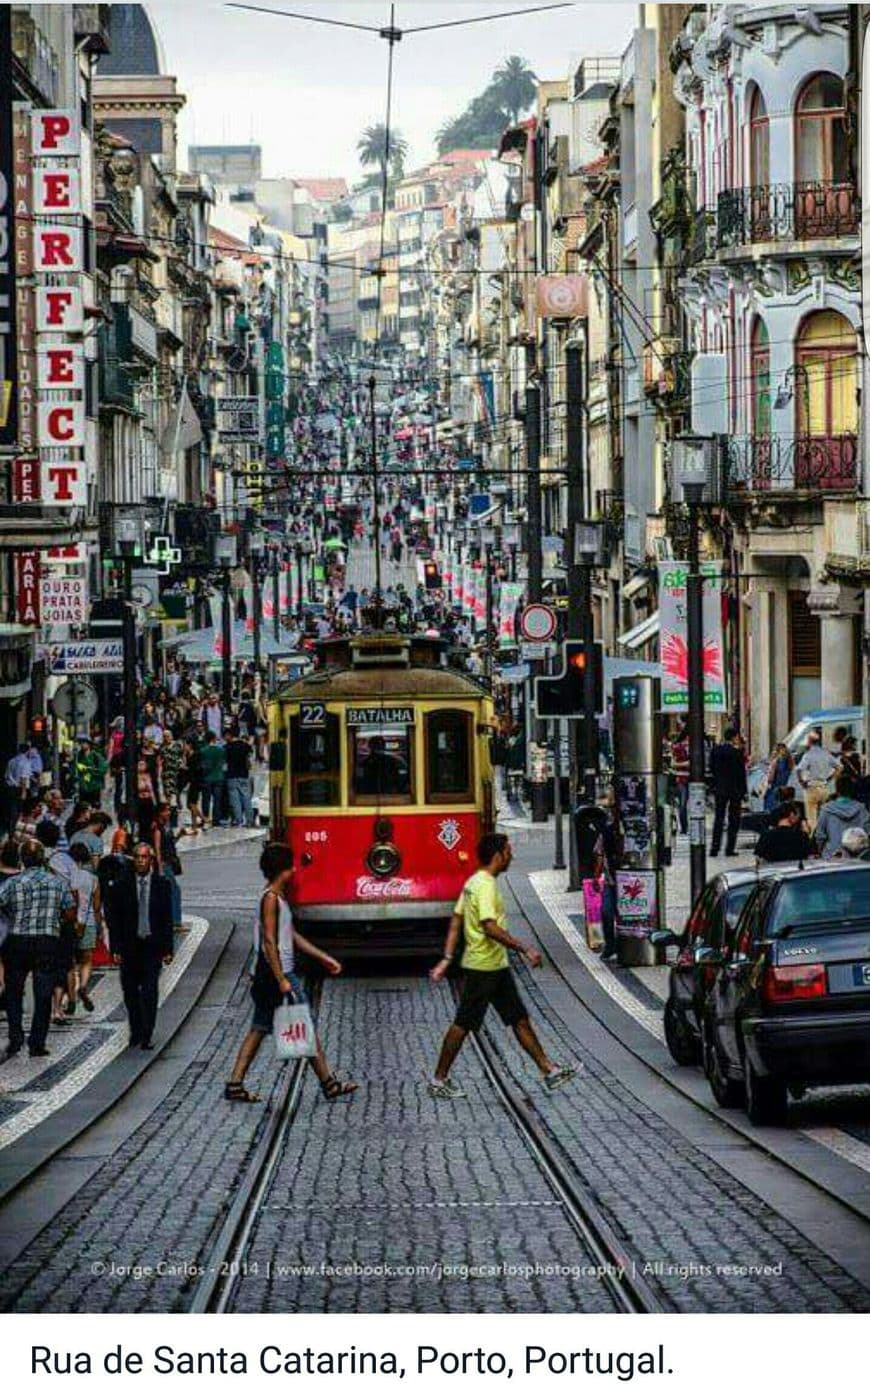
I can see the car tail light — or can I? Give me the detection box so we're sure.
[763,964,827,1003]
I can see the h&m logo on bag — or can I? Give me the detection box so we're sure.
[280,1018,309,1043]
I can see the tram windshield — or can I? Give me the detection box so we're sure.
[425,710,473,803]
[290,713,341,806]
[350,728,413,804]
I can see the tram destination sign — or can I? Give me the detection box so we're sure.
[347,707,414,727]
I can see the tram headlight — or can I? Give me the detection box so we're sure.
[367,841,401,877]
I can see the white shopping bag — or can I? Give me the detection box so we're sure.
[273,997,317,1060]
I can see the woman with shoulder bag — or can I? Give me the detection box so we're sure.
[224,842,358,1104]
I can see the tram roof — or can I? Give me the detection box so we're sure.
[273,665,488,703]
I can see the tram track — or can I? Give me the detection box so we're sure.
[189,982,321,1314]
[453,983,668,1314]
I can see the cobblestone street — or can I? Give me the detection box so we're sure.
[2,837,869,1313]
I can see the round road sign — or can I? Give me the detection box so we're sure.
[519,603,557,643]
[50,678,99,725]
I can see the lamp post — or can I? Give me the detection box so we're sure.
[114,511,144,837]
[214,532,237,713]
[480,523,495,689]
[271,543,281,642]
[248,528,266,679]
[673,441,711,907]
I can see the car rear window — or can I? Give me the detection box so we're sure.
[724,883,754,932]
[768,870,870,933]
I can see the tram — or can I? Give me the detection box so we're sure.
[267,633,495,955]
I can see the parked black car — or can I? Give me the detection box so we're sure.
[700,861,870,1124]
[653,868,775,1066]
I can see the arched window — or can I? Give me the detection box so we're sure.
[749,86,769,185]
[795,73,848,183]
[795,310,857,489]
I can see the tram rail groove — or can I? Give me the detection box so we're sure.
[452,985,668,1313]
[189,983,321,1314]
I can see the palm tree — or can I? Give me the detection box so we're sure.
[357,122,409,186]
[491,55,537,125]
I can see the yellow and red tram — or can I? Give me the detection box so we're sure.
[267,634,495,955]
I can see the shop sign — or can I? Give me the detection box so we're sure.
[38,397,84,447]
[33,221,82,272]
[48,639,123,674]
[15,552,41,626]
[41,574,87,627]
[38,342,84,391]
[216,396,260,443]
[36,284,83,332]
[0,10,16,446]
[40,458,86,506]
[13,456,40,503]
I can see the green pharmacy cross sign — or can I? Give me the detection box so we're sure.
[147,534,182,576]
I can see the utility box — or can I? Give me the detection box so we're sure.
[612,675,670,966]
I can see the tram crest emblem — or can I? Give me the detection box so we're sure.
[437,818,461,851]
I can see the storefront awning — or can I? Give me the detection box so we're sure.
[622,572,651,600]
[617,610,660,651]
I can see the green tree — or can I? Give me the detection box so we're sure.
[436,90,508,155]
[491,55,537,124]
[357,122,409,184]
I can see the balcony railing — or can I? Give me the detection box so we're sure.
[724,434,857,495]
[717,181,859,250]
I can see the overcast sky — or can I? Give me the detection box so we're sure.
[143,1,636,182]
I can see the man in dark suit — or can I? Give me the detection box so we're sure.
[105,842,174,1050]
[709,726,748,858]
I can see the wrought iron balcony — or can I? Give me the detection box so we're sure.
[717,181,859,250]
[723,434,857,496]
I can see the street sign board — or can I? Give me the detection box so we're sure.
[519,603,557,642]
[50,678,98,723]
[521,640,556,661]
[48,639,123,674]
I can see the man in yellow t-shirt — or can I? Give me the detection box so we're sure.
[428,832,578,1099]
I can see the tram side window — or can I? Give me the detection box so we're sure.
[425,711,473,803]
[290,713,340,807]
[350,727,414,804]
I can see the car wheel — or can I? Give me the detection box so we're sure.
[664,997,701,1066]
[744,1055,788,1126]
[702,1017,743,1107]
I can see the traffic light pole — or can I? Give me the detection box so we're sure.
[526,382,547,823]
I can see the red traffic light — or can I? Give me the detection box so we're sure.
[567,651,587,672]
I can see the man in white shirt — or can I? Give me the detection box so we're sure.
[797,730,839,832]
[3,745,31,835]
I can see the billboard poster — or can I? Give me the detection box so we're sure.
[498,581,523,646]
[658,560,727,714]
[615,869,658,934]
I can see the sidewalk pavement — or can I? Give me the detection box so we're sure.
[0,916,213,1159]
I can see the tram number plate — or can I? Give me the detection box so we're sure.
[299,702,326,729]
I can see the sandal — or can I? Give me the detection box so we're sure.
[321,1072,358,1101]
[224,1081,261,1104]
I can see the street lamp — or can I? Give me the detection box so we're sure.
[672,439,712,907]
[213,532,237,712]
[248,528,266,679]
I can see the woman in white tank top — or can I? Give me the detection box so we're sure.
[225,842,358,1103]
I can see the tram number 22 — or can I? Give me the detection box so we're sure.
[299,702,326,728]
